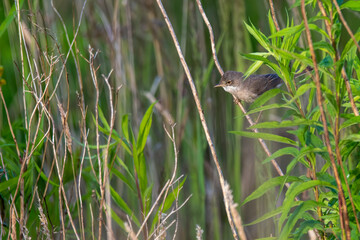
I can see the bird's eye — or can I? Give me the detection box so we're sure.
[226,81,231,85]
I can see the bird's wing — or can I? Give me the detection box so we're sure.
[244,74,282,96]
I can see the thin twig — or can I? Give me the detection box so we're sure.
[195,0,223,75]
[101,70,115,240]
[268,0,280,32]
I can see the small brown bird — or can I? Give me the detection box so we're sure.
[215,68,312,102]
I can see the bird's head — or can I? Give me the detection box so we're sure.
[214,71,244,93]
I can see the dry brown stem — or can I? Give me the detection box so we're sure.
[195,0,287,185]
[155,0,239,238]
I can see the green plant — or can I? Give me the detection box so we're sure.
[233,1,360,239]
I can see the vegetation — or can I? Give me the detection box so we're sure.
[0,0,359,239]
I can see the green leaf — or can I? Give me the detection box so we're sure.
[279,201,328,239]
[245,61,265,77]
[341,134,360,142]
[262,147,299,164]
[137,103,155,152]
[111,167,136,193]
[245,201,302,226]
[121,114,130,141]
[269,23,304,38]
[269,47,314,67]
[34,162,59,187]
[294,220,324,239]
[279,180,336,231]
[340,116,360,130]
[0,176,19,193]
[245,103,289,115]
[138,152,148,195]
[244,21,270,51]
[161,177,186,212]
[308,24,330,40]
[0,0,24,38]
[230,131,298,146]
[241,53,279,74]
[340,0,360,11]
[98,106,110,130]
[313,41,336,55]
[110,207,125,229]
[249,119,319,130]
[241,176,302,206]
[286,83,316,105]
[151,177,186,232]
[110,186,140,226]
[341,30,360,60]
[249,88,283,110]
[353,195,360,211]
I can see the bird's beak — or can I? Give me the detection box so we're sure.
[214,83,224,88]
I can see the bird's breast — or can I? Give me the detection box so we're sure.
[223,85,257,102]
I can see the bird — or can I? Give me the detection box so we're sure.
[214,67,312,102]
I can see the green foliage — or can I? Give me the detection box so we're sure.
[234,1,360,239]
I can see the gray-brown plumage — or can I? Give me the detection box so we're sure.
[215,67,312,102]
[214,71,283,102]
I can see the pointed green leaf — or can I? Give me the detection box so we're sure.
[34,162,59,187]
[241,53,279,73]
[111,167,136,193]
[279,201,328,239]
[137,103,155,152]
[249,119,319,130]
[340,1,360,11]
[245,201,302,226]
[98,106,110,130]
[110,207,125,229]
[262,147,299,164]
[110,186,140,226]
[241,176,302,206]
[340,116,360,130]
[249,88,283,110]
[279,180,336,231]
[244,21,270,51]
[230,131,298,146]
[122,114,130,141]
[0,0,24,38]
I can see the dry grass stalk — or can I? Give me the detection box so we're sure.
[224,182,247,240]
[11,207,16,240]
[57,102,73,154]
[125,222,138,240]
[155,0,240,238]
[36,188,51,240]
[195,225,204,240]
[196,0,291,191]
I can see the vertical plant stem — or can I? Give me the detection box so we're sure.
[155,0,239,239]
[317,1,360,232]
[301,1,350,238]
[196,0,288,188]
[268,0,280,32]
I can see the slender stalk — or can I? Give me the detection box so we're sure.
[268,0,280,32]
[155,0,239,238]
